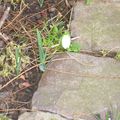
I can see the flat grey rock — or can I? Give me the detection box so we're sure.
[71,1,120,52]
[32,53,120,120]
[30,1,120,120]
[18,111,68,120]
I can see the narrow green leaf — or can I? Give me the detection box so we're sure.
[38,0,44,7]
[15,46,21,75]
[36,29,46,72]
[106,112,110,120]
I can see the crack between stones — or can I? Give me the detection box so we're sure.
[38,110,74,120]
[80,50,117,58]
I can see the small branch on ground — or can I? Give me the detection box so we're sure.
[0,32,10,42]
[0,7,10,29]
[65,0,71,7]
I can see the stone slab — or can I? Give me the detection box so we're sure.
[71,1,120,52]
[32,53,120,120]
[18,111,68,120]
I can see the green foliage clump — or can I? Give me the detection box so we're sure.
[37,22,80,72]
[38,0,44,7]
[0,41,30,77]
[42,23,65,49]
[37,23,66,71]
[42,23,80,53]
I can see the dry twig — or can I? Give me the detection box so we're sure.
[0,7,10,29]
[0,64,39,91]
[0,32,10,42]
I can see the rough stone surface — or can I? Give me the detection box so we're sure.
[71,1,120,52]
[18,111,68,120]
[32,53,120,120]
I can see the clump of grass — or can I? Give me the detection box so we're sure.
[36,22,80,72]
[0,41,30,77]
[36,22,65,72]
[42,22,80,53]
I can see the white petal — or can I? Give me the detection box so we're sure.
[62,34,71,49]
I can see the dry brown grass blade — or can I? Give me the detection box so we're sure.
[0,7,10,29]
[2,5,27,30]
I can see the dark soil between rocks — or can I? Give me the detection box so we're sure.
[0,0,74,119]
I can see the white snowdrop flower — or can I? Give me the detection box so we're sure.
[62,34,71,49]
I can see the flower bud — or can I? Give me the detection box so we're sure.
[62,34,71,49]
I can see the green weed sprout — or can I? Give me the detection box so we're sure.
[38,0,44,7]
[37,29,46,72]
[15,46,21,75]
[36,23,65,72]
[36,23,81,72]
[42,23,64,49]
